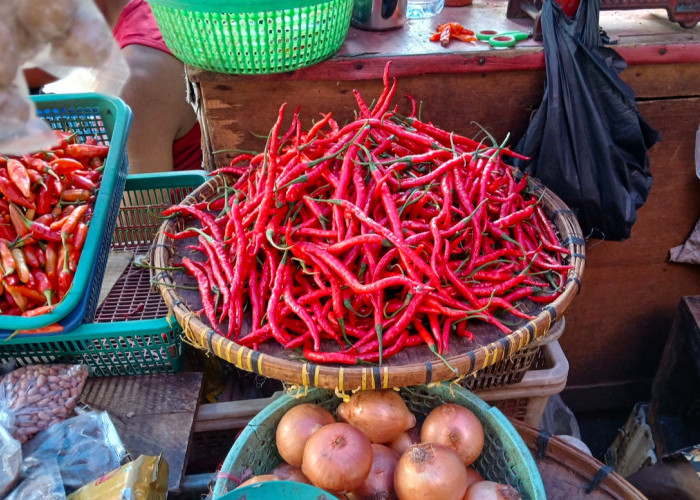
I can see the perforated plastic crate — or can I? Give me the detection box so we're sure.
[0,171,207,376]
[0,93,131,335]
[148,0,354,74]
[477,340,569,427]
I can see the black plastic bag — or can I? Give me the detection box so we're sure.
[512,0,661,241]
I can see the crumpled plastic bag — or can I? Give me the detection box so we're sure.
[20,411,127,495]
[6,456,65,500]
[511,0,661,241]
[0,0,128,155]
[669,217,700,265]
[0,424,22,497]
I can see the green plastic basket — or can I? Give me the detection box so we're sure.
[147,0,354,74]
[212,384,546,500]
[0,171,207,376]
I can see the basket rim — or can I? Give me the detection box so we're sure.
[153,173,585,390]
[510,419,647,499]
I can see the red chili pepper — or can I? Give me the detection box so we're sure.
[73,222,88,252]
[54,130,77,149]
[22,245,40,269]
[302,341,357,365]
[65,143,110,159]
[49,157,84,176]
[10,203,62,243]
[68,173,96,192]
[181,257,224,336]
[0,240,15,276]
[13,284,46,304]
[11,248,31,283]
[8,204,28,238]
[56,233,72,300]
[44,242,58,289]
[0,175,35,209]
[59,203,88,235]
[4,285,28,312]
[6,159,32,198]
[60,189,91,202]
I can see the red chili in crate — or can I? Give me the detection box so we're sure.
[0,129,110,316]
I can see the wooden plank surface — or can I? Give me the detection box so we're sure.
[80,372,204,494]
[194,68,545,170]
[186,1,700,84]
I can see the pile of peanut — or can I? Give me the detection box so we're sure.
[1,364,88,443]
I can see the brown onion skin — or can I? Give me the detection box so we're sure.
[394,443,469,500]
[336,390,416,444]
[302,422,373,494]
[388,424,421,456]
[270,462,311,484]
[420,403,485,466]
[235,474,280,489]
[347,444,399,500]
[463,481,522,500]
[275,403,336,467]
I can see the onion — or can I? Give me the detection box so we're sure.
[275,403,336,467]
[271,462,311,484]
[347,444,399,500]
[337,389,416,444]
[301,422,373,493]
[236,474,279,488]
[420,403,485,466]
[388,425,421,456]
[394,443,469,500]
[465,467,484,488]
[463,481,522,500]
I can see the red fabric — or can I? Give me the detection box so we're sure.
[113,0,202,171]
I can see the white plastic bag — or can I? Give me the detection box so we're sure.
[0,424,22,497]
[0,0,129,155]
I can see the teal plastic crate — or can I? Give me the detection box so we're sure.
[212,384,546,500]
[0,93,131,333]
[219,481,340,500]
[0,171,207,376]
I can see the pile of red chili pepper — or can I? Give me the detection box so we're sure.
[429,22,477,47]
[0,130,107,317]
[167,64,571,365]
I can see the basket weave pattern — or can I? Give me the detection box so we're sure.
[153,173,585,390]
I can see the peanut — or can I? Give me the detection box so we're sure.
[1,364,89,443]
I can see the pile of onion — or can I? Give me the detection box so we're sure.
[237,390,523,500]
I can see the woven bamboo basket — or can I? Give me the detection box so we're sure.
[510,419,646,499]
[153,174,585,390]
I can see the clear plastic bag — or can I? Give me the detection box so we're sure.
[0,364,89,444]
[20,411,127,495]
[0,424,22,497]
[6,456,65,500]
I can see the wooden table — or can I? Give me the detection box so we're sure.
[80,372,204,494]
[186,0,700,411]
